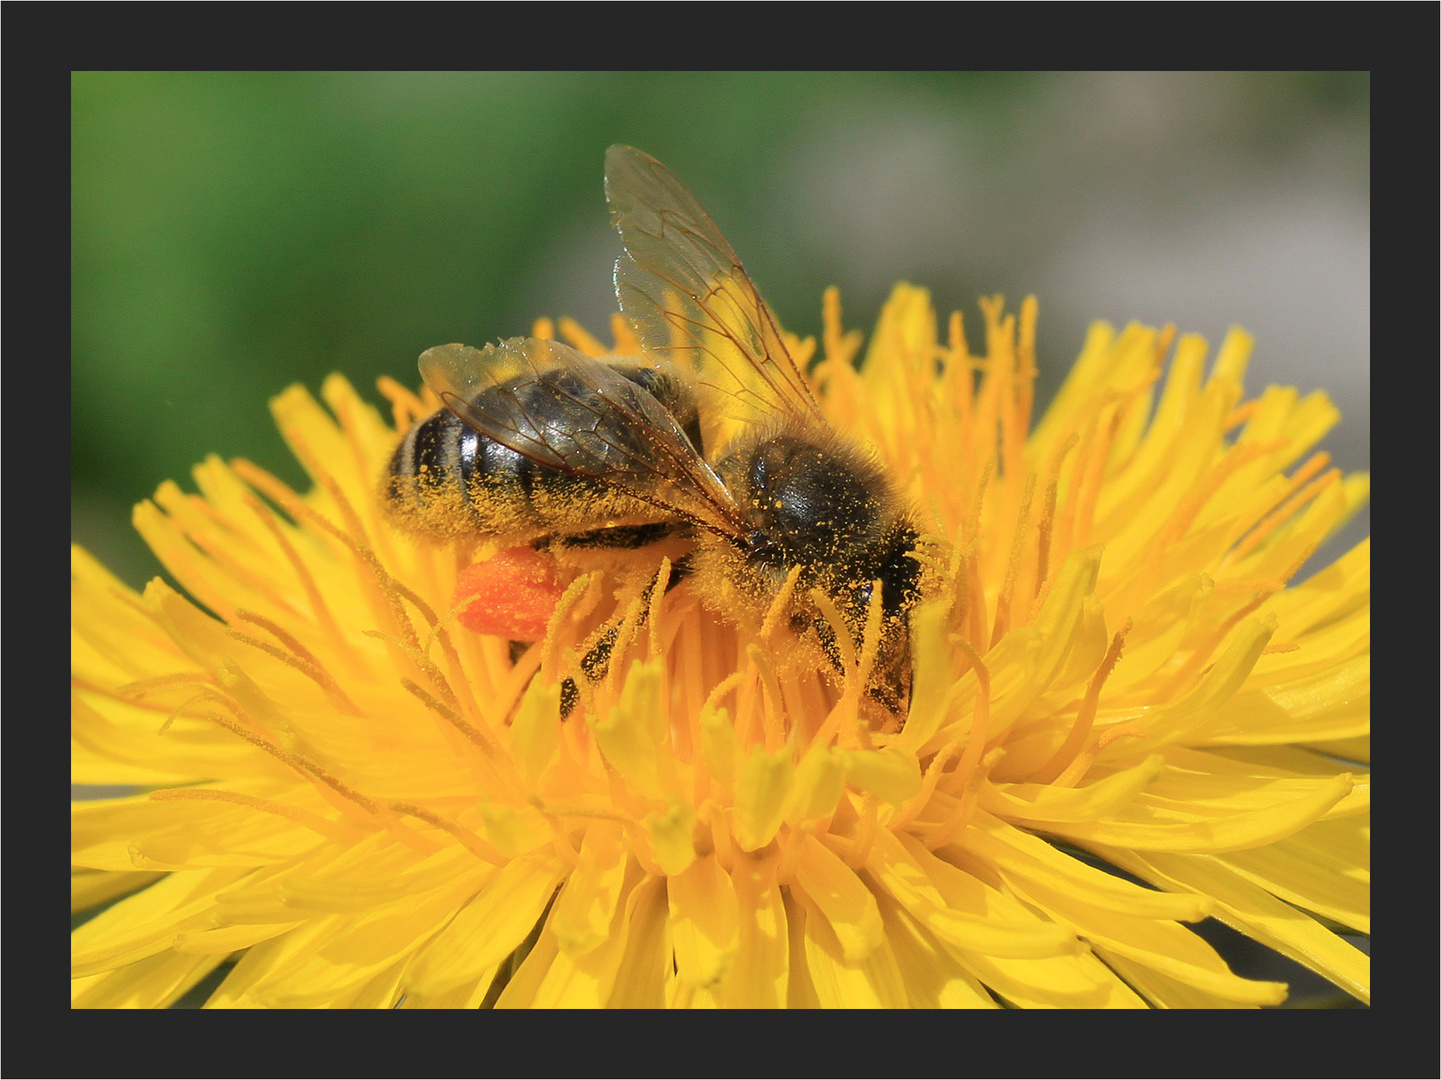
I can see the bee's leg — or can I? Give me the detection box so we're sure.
[553,522,682,550]
[559,554,695,719]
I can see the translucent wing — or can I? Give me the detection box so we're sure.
[605,145,826,429]
[418,336,751,537]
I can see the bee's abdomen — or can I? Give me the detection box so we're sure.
[385,408,577,540]
[384,364,701,543]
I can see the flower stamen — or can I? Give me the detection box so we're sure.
[1033,618,1133,786]
[940,637,990,799]
[990,471,1036,647]
[1223,461,1342,567]
[149,787,364,844]
[388,802,507,865]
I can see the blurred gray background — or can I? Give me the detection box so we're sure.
[73,72,1369,589]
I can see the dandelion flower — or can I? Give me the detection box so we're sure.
[71,281,1368,1008]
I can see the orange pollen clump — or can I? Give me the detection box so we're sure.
[453,547,563,641]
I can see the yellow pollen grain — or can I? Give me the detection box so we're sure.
[564,653,599,720]
[1260,642,1302,655]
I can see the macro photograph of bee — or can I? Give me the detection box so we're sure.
[73,75,1370,1012]
[384,146,926,718]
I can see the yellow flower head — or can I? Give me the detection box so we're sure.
[72,151,1369,1010]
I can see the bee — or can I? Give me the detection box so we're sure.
[385,146,924,715]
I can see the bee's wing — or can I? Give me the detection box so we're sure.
[419,336,752,538]
[605,145,827,430]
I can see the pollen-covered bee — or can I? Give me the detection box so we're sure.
[385,146,925,714]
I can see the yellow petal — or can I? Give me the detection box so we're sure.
[718,858,789,1008]
[784,745,847,825]
[1038,773,1352,854]
[733,746,793,851]
[788,885,907,1008]
[548,820,627,958]
[644,800,697,878]
[840,745,922,807]
[591,660,672,801]
[667,853,739,989]
[868,830,1076,959]
[791,834,884,962]
[403,853,561,997]
[1109,848,1369,1005]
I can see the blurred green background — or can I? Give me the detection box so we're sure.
[73,72,1369,591]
